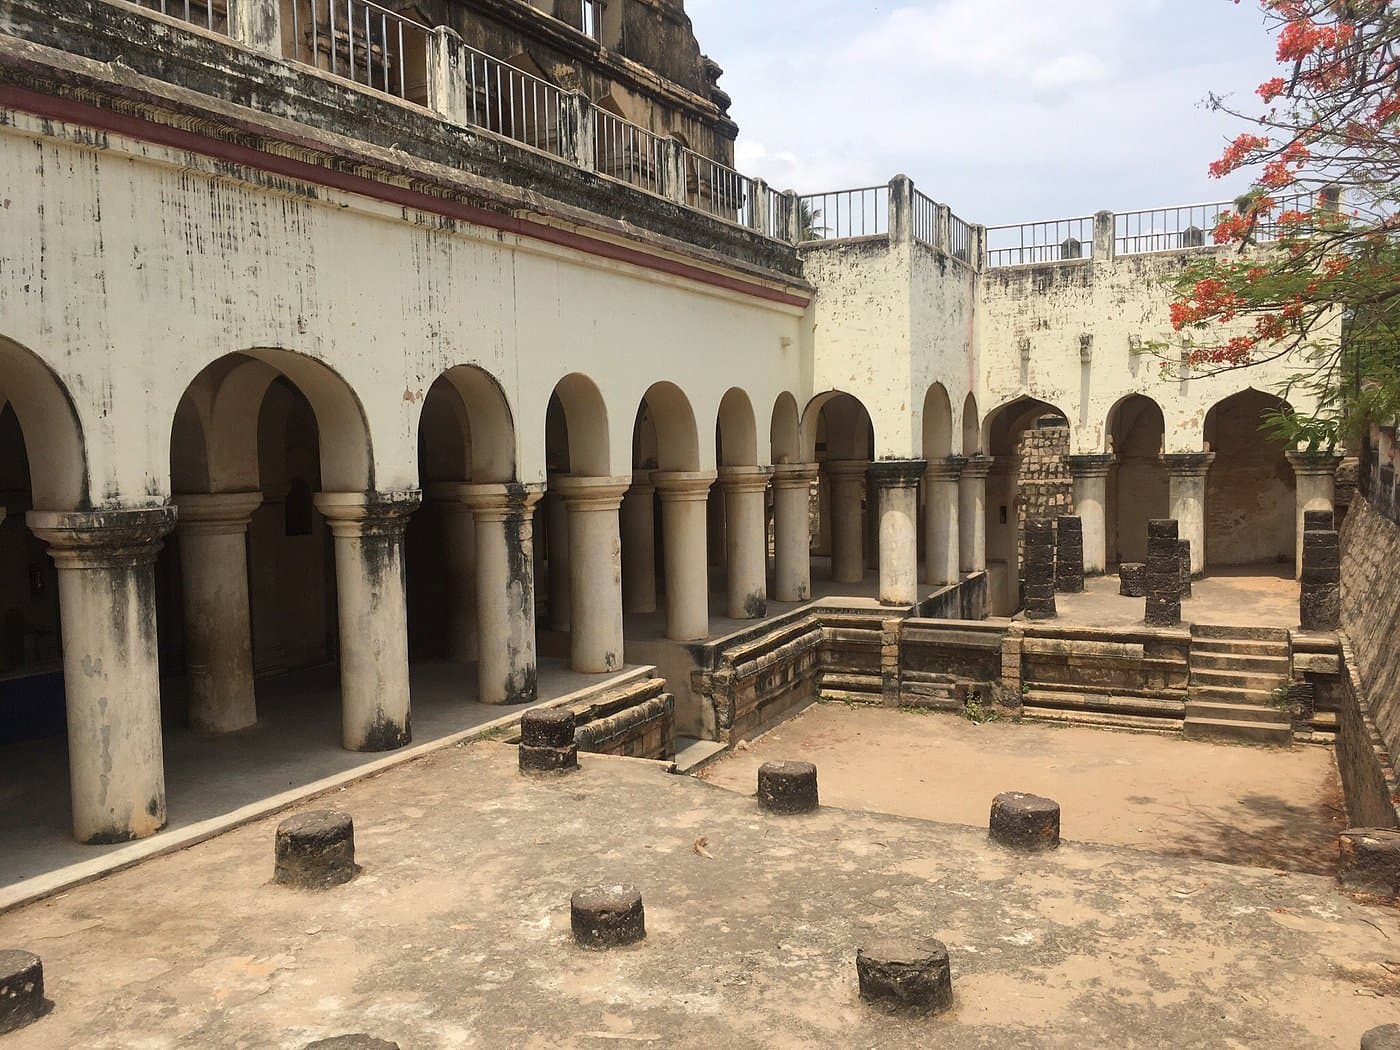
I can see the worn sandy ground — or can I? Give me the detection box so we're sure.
[0,741,1393,1048]
[1050,569,1301,628]
[702,704,1346,874]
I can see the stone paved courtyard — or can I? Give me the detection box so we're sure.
[0,740,1393,1048]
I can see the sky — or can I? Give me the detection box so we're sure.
[684,0,1283,226]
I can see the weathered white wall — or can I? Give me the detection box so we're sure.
[0,109,807,506]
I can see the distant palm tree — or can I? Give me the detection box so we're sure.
[798,198,828,241]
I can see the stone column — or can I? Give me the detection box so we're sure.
[545,479,570,631]
[428,484,477,663]
[706,486,726,567]
[923,456,965,586]
[870,460,926,606]
[958,455,992,573]
[28,507,175,844]
[1145,518,1182,626]
[315,492,420,752]
[771,463,818,602]
[652,471,715,641]
[1161,453,1214,577]
[1065,454,1114,575]
[620,471,657,614]
[460,483,544,705]
[1286,451,1342,579]
[719,466,773,619]
[1022,520,1057,620]
[172,491,262,734]
[825,460,869,584]
[554,475,630,673]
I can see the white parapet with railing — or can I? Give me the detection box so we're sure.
[683,148,755,228]
[796,186,889,241]
[794,179,983,268]
[1114,190,1315,256]
[285,0,432,101]
[984,216,1096,268]
[134,0,225,31]
[593,108,667,197]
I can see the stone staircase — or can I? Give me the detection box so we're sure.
[1183,625,1294,746]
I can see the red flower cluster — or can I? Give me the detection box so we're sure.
[1170,277,1246,329]
[1209,133,1271,179]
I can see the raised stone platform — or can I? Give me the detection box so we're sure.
[0,742,1383,1047]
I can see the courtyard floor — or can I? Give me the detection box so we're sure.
[1045,566,1301,628]
[701,703,1346,874]
[0,740,1392,1048]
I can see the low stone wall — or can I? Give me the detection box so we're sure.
[919,572,989,621]
[1331,640,1400,829]
[564,676,677,762]
[708,613,825,745]
[895,619,1008,709]
[1019,625,1191,699]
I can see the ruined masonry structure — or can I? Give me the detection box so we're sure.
[0,0,1343,846]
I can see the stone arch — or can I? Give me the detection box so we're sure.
[1105,393,1167,565]
[769,392,801,465]
[422,365,516,484]
[716,387,759,467]
[0,335,88,511]
[961,393,981,456]
[983,395,1068,458]
[638,382,700,472]
[549,374,610,477]
[922,383,954,459]
[800,391,875,463]
[171,349,374,495]
[1203,388,1294,569]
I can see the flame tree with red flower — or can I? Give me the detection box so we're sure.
[1161,0,1398,459]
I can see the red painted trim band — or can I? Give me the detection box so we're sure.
[0,83,811,309]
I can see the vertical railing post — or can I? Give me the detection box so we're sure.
[751,178,770,235]
[934,203,952,254]
[227,0,282,57]
[561,92,596,171]
[782,190,802,243]
[1093,209,1116,261]
[426,27,470,125]
[889,174,913,243]
[663,139,688,205]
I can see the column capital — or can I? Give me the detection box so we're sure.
[771,462,820,489]
[868,458,927,488]
[27,506,177,568]
[456,481,546,519]
[1064,453,1116,479]
[960,454,994,480]
[823,458,871,481]
[174,491,263,534]
[1285,449,1343,476]
[652,470,716,502]
[553,474,632,510]
[314,490,422,538]
[1160,452,1216,477]
[924,455,967,483]
[717,465,775,493]
[629,469,656,494]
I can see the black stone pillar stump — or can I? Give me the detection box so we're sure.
[1362,1024,1400,1050]
[1339,828,1400,897]
[856,940,953,1016]
[757,760,819,813]
[1054,515,1084,594]
[303,1037,401,1050]
[0,950,49,1035]
[274,810,357,889]
[989,791,1060,851]
[571,884,646,949]
[519,707,579,774]
[1300,528,1341,631]
[1177,540,1192,599]
[1304,508,1335,532]
[1144,519,1181,626]
[1023,519,1057,620]
[1118,562,1146,597]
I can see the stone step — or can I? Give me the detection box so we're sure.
[1183,717,1293,746]
[1024,689,1184,719]
[1023,681,1188,702]
[1191,651,1292,674]
[1021,707,1182,736]
[1184,700,1291,725]
[1189,667,1290,692]
[1192,624,1292,643]
[1191,637,1291,658]
[1190,683,1282,705]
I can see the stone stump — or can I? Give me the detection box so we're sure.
[1118,562,1146,597]
[1144,519,1181,627]
[1304,508,1335,532]
[1300,526,1341,631]
[757,761,819,814]
[571,884,646,949]
[989,791,1060,851]
[519,707,578,774]
[1054,516,1084,593]
[274,810,357,889]
[0,950,48,1035]
[1022,519,1057,620]
[1177,540,1192,599]
[855,939,953,1015]
[1339,828,1400,897]
[303,1038,401,1050]
[1362,1024,1400,1050]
